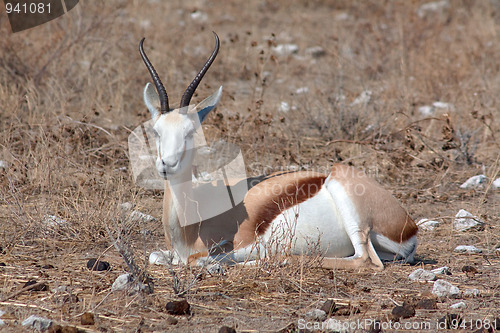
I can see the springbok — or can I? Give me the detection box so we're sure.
[138,32,418,271]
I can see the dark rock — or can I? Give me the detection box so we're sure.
[86,258,110,271]
[42,264,55,269]
[462,265,478,278]
[392,303,416,319]
[415,298,438,310]
[219,326,237,333]
[320,299,336,316]
[81,312,95,325]
[166,299,190,315]
[23,279,48,291]
[48,325,63,333]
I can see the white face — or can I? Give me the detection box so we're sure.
[143,83,222,179]
[152,110,196,178]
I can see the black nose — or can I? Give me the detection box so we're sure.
[161,159,177,168]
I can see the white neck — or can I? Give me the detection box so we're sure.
[163,166,199,260]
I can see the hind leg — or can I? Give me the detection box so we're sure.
[321,226,384,271]
[323,178,384,271]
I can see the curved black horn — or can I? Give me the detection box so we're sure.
[139,38,169,114]
[180,32,220,109]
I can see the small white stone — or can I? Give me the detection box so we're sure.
[22,315,53,331]
[418,105,434,116]
[111,273,133,292]
[453,209,484,232]
[333,94,346,103]
[351,90,372,106]
[120,202,134,212]
[363,124,376,133]
[129,210,157,223]
[432,279,460,298]
[432,101,454,110]
[418,218,440,231]
[335,12,351,21]
[408,268,437,282]
[149,251,173,265]
[0,310,4,326]
[463,288,479,297]
[305,309,327,322]
[417,0,450,18]
[0,160,8,171]
[51,285,69,293]
[190,10,208,21]
[295,87,309,94]
[207,263,225,275]
[460,175,487,189]
[454,245,482,254]
[111,273,149,293]
[43,214,67,227]
[272,44,299,56]
[279,101,290,112]
[305,46,326,58]
[431,266,450,275]
[450,301,466,309]
[493,178,500,188]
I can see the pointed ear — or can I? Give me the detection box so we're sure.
[143,83,160,119]
[196,86,222,123]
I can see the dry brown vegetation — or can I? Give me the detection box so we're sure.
[0,0,499,332]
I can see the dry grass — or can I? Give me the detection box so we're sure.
[0,0,499,332]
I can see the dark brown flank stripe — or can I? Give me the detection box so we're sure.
[252,175,327,235]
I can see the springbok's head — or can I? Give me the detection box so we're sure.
[140,32,222,179]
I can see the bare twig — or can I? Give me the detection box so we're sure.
[105,222,154,294]
[0,281,48,302]
[325,139,372,146]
